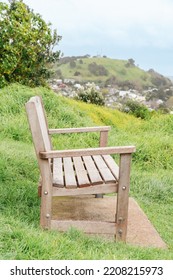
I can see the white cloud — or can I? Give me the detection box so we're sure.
[2,0,173,74]
[52,0,173,49]
[4,0,173,49]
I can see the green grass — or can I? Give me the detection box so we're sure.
[0,83,173,259]
[55,57,154,87]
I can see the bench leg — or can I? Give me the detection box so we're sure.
[115,154,132,242]
[40,164,53,230]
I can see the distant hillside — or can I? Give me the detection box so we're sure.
[168,76,173,82]
[52,56,172,90]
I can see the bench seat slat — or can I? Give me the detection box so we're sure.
[52,155,120,188]
[63,157,77,188]
[73,157,90,187]
[82,156,103,185]
[93,155,117,183]
[102,155,119,180]
[53,158,64,187]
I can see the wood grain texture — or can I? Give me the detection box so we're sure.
[52,183,118,196]
[63,157,77,188]
[116,153,132,242]
[53,158,64,187]
[48,126,111,134]
[99,131,108,147]
[93,155,116,183]
[83,156,103,185]
[102,155,119,180]
[73,156,90,187]
[51,220,116,234]
[40,146,136,159]
[25,96,52,229]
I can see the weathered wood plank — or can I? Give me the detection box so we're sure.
[25,96,52,229]
[51,220,116,234]
[99,131,108,147]
[102,155,119,180]
[52,183,118,196]
[82,156,103,185]
[116,153,132,242]
[49,126,111,135]
[63,157,77,188]
[40,146,136,159]
[93,155,116,183]
[26,95,135,241]
[73,157,90,187]
[38,176,42,197]
[53,158,64,187]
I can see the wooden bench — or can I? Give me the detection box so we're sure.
[25,96,135,242]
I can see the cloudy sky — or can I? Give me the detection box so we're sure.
[3,0,173,76]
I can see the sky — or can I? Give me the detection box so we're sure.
[2,0,173,76]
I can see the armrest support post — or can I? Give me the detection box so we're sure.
[99,130,109,147]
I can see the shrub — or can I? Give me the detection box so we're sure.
[123,100,150,120]
[75,83,104,106]
[88,62,108,76]
[74,71,81,76]
[125,58,135,67]
[70,60,76,68]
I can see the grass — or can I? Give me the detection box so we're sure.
[55,57,153,87]
[0,83,173,259]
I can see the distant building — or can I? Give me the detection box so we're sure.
[74,83,82,89]
[64,79,75,84]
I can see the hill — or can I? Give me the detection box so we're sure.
[0,84,173,259]
[53,56,172,90]
[168,76,173,82]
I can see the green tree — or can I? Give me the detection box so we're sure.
[125,58,135,67]
[0,0,61,87]
[69,60,76,68]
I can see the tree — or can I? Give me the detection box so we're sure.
[69,60,76,68]
[125,58,135,67]
[88,62,108,76]
[0,0,61,88]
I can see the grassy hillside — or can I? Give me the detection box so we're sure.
[0,83,173,259]
[53,56,171,89]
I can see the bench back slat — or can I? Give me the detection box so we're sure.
[25,96,52,164]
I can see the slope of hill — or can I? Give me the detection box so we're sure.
[168,76,173,82]
[0,84,173,259]
[53,56,172,90]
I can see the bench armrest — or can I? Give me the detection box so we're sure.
[39,146,136,159]
[48,126,111,135]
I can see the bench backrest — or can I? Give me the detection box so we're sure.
[25,96,52,166]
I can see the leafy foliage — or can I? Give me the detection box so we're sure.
[75,83,105,105]
[148,69,172,88]
[125,58,135,67]
[123,100,151,120]
[70,60,76,68]
[0,0,61,88]
[88,62,108,76]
